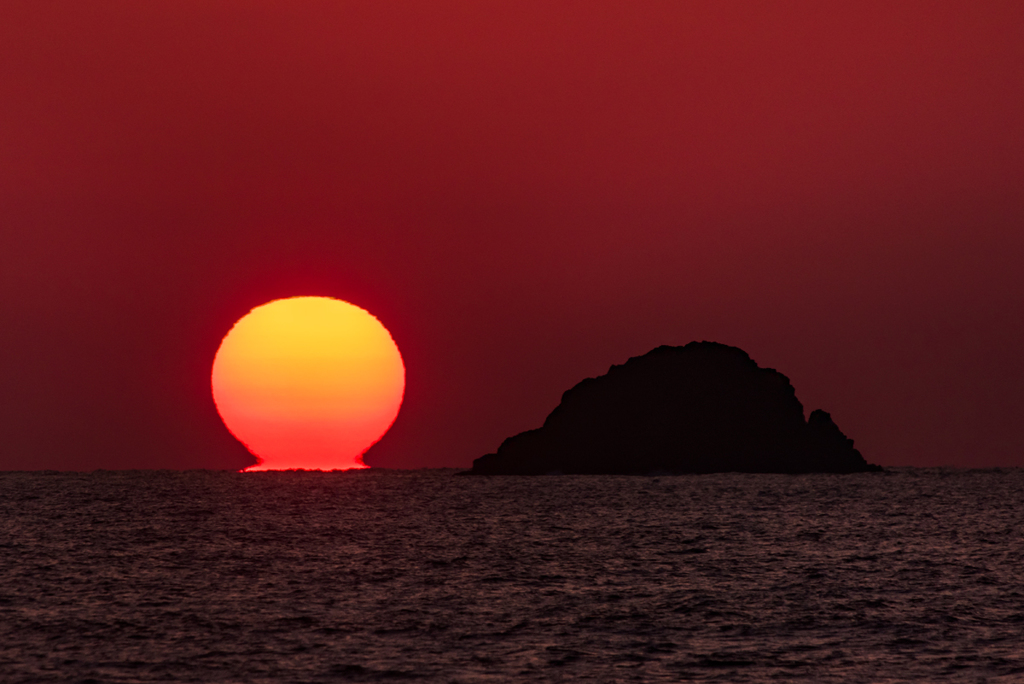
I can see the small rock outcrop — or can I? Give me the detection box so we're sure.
[469,342,880,475]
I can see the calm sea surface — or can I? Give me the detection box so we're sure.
[1,468,1022,683]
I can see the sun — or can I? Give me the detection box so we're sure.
[211,296,405,471]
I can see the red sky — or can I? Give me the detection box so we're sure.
[2,1,1023,470]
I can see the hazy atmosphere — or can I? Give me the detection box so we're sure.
[3,1,1023,470]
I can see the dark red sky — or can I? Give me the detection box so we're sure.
[3,1,1023,470]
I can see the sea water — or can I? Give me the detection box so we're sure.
[1,468,1022,682]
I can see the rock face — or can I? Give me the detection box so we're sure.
[469,342,881,475]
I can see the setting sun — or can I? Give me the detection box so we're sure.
[212,297,405,470]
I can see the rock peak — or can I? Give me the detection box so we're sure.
[469,342,881,475]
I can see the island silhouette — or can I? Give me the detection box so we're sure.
[469,342,881,475]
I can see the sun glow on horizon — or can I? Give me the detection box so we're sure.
[212,297,405,471]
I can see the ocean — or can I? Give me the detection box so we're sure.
[1,468,1021,682]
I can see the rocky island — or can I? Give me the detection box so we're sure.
[469,342,881,475]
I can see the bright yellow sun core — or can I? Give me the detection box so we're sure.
[211,296,405,471]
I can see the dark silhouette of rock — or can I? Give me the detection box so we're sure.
[469,342,881,475]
